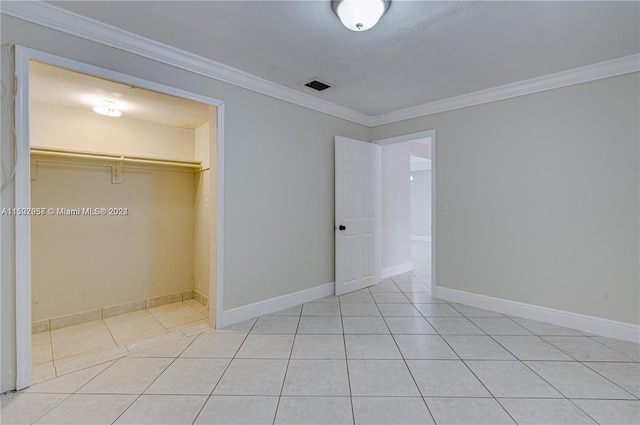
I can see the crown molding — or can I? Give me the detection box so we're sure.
[1,1,372,126]
[2,1,639,129]
[369,54,640,126]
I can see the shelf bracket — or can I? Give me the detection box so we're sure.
[112,157,124,184]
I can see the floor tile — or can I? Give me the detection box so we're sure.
[32,362,57,384]
[469,318,533,335]
[310,295,340,303]
[194,396,278,425]
[51,321,118,359]
[32,337,53,365]
[113,394,206,424]
[297,316,343,334]
[403,293,446,303]
[25,362,114,394]
[217,318,256,333]
[352,397,434,425]
[78,357,172,394]
[339,303,381,316]
[0,392,67,425]
[180,332,245,358]
[377,303,421,317]
[498,398,596,424]
[466,360,562,398]
[525,361,636,399]
[407,359,490,397]
[282,360,349,396]
[510,318,581,335]
[571,399,640,425]
[274,396,352,425]
[372,293,410,303]
[339,292,375,303]
[104,310,167,345]
[348,360,420,396]
[425,397,515,424]
[250,316,299,334]
[583,362,640,397]
[128,335,195,358]
[342,316,390,334]
[385,317,437,335]
[147,302,206,329]
[591,337,640,361]
[491,336,574,360]
[345,334,402,359]
[290,334,346,359]
[144,358,229,395]
[34,394,135,425]
[414,303,462,317]
[301,302,341,316]
[427,317,485,334]
[394,335,459,360]
[53,346,129,377]
[270,305,302,316]
[443,335,516,360]
[396,283,430,293]
[183,299,208,314]
[369,283,401,293]
[449,303,505,318]
[213,359,288,395]
[235,334,294,359]
[543,336,632,361]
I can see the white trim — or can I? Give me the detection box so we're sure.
[14,46,31,391]
[411,235,431,242]
[374,129,437,293]
[222,282,335,327]
[2,2,638,128]
[13,46,226,389]
[433,286,640,344]
[381,262,413,279]
[370,54,640,126]
[0,1,370,126]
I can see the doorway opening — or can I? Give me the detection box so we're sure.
[14,47,225,389]
[375,130,435,292]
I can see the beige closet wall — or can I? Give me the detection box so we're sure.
[30,102,197,321]
[30,101,195,159]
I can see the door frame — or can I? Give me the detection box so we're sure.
[372,129,437,292]
[13,46,226,389]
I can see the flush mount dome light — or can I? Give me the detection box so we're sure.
[93,100,122,117]
[332,0,390,31]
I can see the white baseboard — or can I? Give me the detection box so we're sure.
[433,286,640,343]
[220,282,335,328]
[411,235,431,242]
[381,262,413,279]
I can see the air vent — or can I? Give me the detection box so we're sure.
[305,80,331,91]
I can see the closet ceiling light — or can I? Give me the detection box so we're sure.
[332,0,390,32]
[93,100,122,117]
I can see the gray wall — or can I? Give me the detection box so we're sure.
[411,169,431,239]
[0,15,368,392]
[372,73,640,326]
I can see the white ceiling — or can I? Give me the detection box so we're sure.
[30,61,210,129]
[37,1,640,117]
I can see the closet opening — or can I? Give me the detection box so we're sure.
[24,59,221,386]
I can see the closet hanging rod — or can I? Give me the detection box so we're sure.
[30,147,202,169]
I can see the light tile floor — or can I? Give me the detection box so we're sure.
[30,300,210,384]
[3,243,638,424]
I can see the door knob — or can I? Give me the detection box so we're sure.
[339,225,346,231]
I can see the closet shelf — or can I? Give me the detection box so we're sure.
[30,147,202,170]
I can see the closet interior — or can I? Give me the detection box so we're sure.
[28,61,216,384]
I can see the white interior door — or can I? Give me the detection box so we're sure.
[335,136,381,296]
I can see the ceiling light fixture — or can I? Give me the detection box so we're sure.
[332,0,390,32]
[93,100,122,117]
